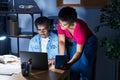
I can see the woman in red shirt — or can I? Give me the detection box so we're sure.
[58,7,98,80]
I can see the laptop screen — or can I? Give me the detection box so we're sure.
[19,51,48,70]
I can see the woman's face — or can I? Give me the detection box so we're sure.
[59,20,70,30]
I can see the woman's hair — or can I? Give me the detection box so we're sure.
[35,16,50,30]
[58,6,77,24]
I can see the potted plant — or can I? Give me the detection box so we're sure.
[95,0,120,60]
[95,0,120,79]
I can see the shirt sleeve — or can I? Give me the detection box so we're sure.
[57,21,65,34]
[74,22,86,45]
[28,40,33,51]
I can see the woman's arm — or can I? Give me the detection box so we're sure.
[68,44,84,64]
[60,44,84,70]
[58,34,66,55]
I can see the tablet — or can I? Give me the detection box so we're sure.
[55,55,69,69]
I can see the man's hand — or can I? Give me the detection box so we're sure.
[48,59,55,66]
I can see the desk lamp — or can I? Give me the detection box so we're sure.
[0,33,8,55]
[0,35,7,41]
[0,32,7,40]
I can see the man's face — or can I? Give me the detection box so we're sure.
[37,24,50,38]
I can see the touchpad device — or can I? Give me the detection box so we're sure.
[55,55,69,69]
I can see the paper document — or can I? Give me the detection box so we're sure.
[0,55,21,76]
[0,55,18,64]
[0,63,21,75]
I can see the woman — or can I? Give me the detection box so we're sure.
[57,7,97,80]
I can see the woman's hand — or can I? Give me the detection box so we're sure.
[60,62,72,70]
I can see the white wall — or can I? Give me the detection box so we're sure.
[11,0,116,80]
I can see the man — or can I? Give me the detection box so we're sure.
[28,16,59,65]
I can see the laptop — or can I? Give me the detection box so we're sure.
[19,51,48,70]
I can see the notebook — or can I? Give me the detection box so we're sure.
[55,55,69,69]
[19,51,48,70]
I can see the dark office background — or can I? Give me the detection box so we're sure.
[0,0,117,80]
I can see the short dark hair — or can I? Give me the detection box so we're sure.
[35,16,50,30]
[58,7,77,24]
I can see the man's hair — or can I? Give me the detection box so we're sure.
[58,7,77,24]
[35,16,50,30]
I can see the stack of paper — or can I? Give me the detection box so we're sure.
[0,55,21,75]
[0,63,21,75]
[0,55,18,64]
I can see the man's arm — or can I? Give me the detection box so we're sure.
[28,40,34,51]
[28,40,33,51]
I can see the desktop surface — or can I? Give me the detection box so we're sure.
[0,58,70,80]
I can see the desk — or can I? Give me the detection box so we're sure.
[0,59,70,80]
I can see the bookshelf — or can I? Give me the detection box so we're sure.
[0,0,42,56]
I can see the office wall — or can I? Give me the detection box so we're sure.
[11,0,116,80]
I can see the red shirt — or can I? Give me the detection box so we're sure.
[58,19,92,45]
